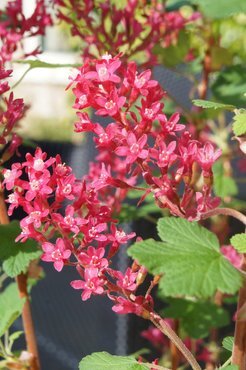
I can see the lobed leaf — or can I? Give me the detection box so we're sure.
[192,99,235,111]
[0,221,42,277]
[163,298,229,338]
[230,234,246,253]
[191,0,246,19]
[213,161,238,198]
[222,336,234,352]
[79,352,148,370]
[232,111,246,136]
[128,217,242,297]
[0,283,25,337]
[211,65,246,107]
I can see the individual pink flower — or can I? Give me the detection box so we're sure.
[95,89,126,116]
[195,192,221,213]
[23,147,55,172]
[109,224,136,245]
[70,268,105,301]
[151,141,177,168]
[91,163,112,190]
[139,101,165,121]
[111,296,139,315]
[78,246,108,270]
[84,59,121,83]
[81,217,108,242]
[160,112,185,134]
[56,174,77,200]
[41,238,72,272]
[52,205,87,235]
[6,191,22,216]
[20,200,49,229]
[116,267,138,292]
[129,67,158,96]
[221,245,243,269]
[112,295,153,316]
[196,142,222,172]
[74,112,95,133]
[115,133,148,164]
[94,123,118,147]
[2,163,22,190]
[24,170,53,201]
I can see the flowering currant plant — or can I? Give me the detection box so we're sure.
[0,1,246,370]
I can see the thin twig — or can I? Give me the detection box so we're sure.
[201,207,246,226]
[150,312,201,370]
[144,363,171,370]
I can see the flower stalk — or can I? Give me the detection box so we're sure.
[150,312,202,370]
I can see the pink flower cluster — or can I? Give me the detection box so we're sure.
[0,0,52,63]
[71,55,221,220]
[53,0,198,64]
[0,66,25,159]
[4,147,157,314]
[4,55,223,316]
[0,1,52,162]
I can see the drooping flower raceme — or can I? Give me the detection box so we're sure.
[53,0,199,65]
[4,55,222,315]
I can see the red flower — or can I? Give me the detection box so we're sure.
[196,142,222,172]
[41,238,71,272]
[115,133,148,164]
[71,268,105,301]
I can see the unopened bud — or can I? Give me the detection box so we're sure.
[136,266,148,285]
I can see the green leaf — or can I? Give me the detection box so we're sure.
[191,0,246,19]
[213,161,238,198]
[232,111,246,136]
[192,99,235,111]
[110,0,128,9]
[128,217,242,297]
[154,30,190,67]
[79,352,148,370]
[163,298,229,338]
[0,221,42,277]
[211,65,246,107]
[222,336,234,352]
[118,202,160,223]
[157,217,219,251]
[214,177,238,198]
[230,234,246,253]
[8,331,24,351]
[219,366,238,370]
[14,59,80,69]
[0,283,25,337]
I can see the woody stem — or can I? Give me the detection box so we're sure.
[0,186,40,370]
[231,254,246,369]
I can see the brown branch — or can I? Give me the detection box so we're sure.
[201,207,246,226]
[150,312,201,370]
[170,319,181,370]
[232,254,246,370]
[198,47,211,100]
[0,185,40,370]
